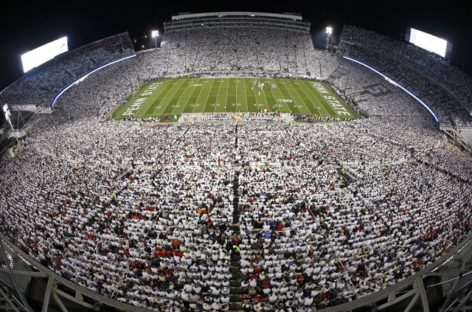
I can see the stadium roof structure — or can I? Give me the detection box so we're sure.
[171,11,303,21]
[165,11,310,33]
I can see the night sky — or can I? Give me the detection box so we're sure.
[0,0,471,90]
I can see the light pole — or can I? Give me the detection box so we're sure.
[151,30,159,49]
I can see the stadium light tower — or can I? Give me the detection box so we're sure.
[151,30,159,49]
[326,26,333,51]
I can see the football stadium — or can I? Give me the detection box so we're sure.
[0,5,471,312]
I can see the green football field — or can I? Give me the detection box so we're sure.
[111,77,356,121]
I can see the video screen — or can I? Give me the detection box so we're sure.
[407,28,448,58]
[21,36,68,73]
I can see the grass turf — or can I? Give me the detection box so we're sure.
[110,77,356,121]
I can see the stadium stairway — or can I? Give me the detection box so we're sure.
[230,125,243,311]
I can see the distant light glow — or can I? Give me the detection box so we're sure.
[343,56,439,123]
[51,54,136,108]
[326,26,333,35]
[21,37,68,73]
[408,28,447,58]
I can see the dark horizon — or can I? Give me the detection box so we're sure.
[0,0,471,90]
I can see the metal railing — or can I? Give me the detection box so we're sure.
[0,227,471,312]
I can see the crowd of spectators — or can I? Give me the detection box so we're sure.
[0,109,471,310]
[1,121,238,310]
[0,33,135,107]
[341,26,472,113]
[338,25,472,127]
[162,27,337,80]
[235,119,471,310]
[327,58,432,122]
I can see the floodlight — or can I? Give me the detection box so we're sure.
[151,30,159,49]
[326,26,333,35]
